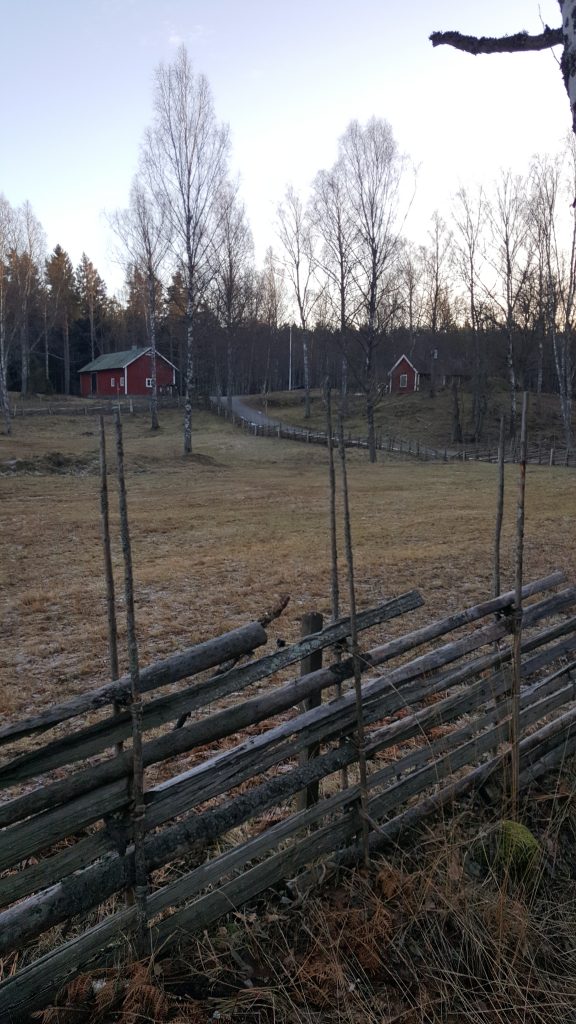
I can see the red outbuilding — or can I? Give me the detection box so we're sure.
[78,347,178,398]
[387,354,420,394]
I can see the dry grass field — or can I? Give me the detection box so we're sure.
[4,406,576,1023]
[2,404,576,723]
[2,405,576,723]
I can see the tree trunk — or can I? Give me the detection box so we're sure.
[366,393,377,463]
[63,318,70,396]
[183,284,194,453]
[537,336,543,395]
[0,321,11,435]
[20,322,29,397]
[451,380,463,444]
[551,324,572,449]
[303,332,311,419]
[226,334,233,416]
[560,0,576,135]
[341,352,348,414]
[148,278,159,432]
[89,306,96,362]
[506,328,517,438]
[44,306,50,388]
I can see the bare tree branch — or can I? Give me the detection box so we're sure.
[429,28,562,55]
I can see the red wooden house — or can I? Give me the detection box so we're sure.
[79,347,178,398]
[387,354,420,394]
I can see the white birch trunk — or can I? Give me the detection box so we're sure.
[560,1,576,133]
[0,316,11,435]
[147,275,159,431]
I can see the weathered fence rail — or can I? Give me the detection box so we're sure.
[9,396,183,418]
[2,571,576,1020]
[211,399,576,467]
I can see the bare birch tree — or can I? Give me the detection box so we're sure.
[277,186,317,418]
[110,179,170,430]
[310,162,355,403]
[452,186,487,441]
[423,212,453,336]
[212,181,254,413]
[13,202,45,397]
[484,171,533,436]
[258,247,287,392]
[529,150,576,446]
[0,196,15,433]
[144,45,230,454]
[339,118,407,461]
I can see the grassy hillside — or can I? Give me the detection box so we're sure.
[247,387,574,448]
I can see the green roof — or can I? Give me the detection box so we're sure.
[78,348,151,373]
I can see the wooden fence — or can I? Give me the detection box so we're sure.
[2,571,576,1019]
[9,396,183,419]
[211,400,576,467]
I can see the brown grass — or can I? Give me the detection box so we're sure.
[3,404,576,1022]
[2,405,576,722]
[41,784,576,1023]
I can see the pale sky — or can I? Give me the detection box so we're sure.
[0,0,569,296]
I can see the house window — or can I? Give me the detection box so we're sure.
[111,377,115,387]
[145,378,153,388]
[399,373,408,388]
[119,376,124,387]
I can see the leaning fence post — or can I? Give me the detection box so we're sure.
[493,416,505,604]
[98,417,122,756]
[509,393,528,820]
[296,611,324,811]
[339,418,370,867]
[114,411,148,953]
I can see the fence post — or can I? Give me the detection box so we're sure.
[296,611,324,811]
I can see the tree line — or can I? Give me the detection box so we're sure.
[1,45,576,453]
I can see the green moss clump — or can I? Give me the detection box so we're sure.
[465,820,541,886]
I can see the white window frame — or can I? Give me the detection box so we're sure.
[111,377,115,387]
[399,372,408,388]
[145,377,153,388]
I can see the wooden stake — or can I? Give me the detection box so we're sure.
[493,415,505,602]
[325,384,349,791]
[114,411,148,953]
[296,611,323,811]
[338,417,370,867]
[99,418,122,757]
[510,392,528,819]
[324,382,340,623]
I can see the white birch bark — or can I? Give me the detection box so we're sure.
[560,0,576,132]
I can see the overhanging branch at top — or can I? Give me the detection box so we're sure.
[429,27,563,55]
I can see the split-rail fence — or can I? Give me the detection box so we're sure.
[211,399,576,467]
[2,571,576,1019]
